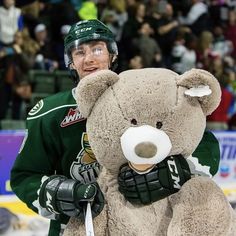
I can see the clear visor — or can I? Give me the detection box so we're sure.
[72,43,108,58]
[65,39,85,56]
[64,39,118,67]
[66,39,109,55]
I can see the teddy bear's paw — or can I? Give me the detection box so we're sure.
[169,176,225,204]
[167,176,235,236]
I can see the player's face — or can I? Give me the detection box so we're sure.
[70,41,110,79]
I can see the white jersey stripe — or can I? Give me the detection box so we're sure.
[27,104,78,120]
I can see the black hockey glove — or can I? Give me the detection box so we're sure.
[118,155,191,205]
[39,175,104,218]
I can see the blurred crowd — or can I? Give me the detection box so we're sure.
[1,0,236,131]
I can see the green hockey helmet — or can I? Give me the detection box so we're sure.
[64,19,118,67]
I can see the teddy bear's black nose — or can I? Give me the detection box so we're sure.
[134,142,157,158]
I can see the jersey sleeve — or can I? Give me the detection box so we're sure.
[10,106,67,222]
[191,130,220,176]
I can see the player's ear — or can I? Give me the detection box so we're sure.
[70,62,76,70]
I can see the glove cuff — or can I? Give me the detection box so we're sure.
[39,175,67,213]
[39,175,81,217]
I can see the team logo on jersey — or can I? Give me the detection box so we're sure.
[70,133,100,184]
[29,100,44,116]
[60,108,85,127]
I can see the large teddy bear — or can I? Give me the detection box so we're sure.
[64,68,236,236]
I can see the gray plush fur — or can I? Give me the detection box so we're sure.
[64,68,236,236]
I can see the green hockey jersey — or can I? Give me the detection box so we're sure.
[10,88,220,236]
[10,89,100,235]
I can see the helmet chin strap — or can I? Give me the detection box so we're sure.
[69,68,80,84]
[110,54,118,71]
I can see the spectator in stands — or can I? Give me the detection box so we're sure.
[131,21,162,67]
[0,0,23,46]
[43,0,79,43]
[100,0,128,42]
[207,56,234,130]
[125,0,137,18]
[171,27,188,74]
[212,25,233,58]
[33,23,59,71]
[179,32,197,72]
[78,0,98,20]
[101,9,120,40]
[178,0,210,36]
[149,2,179,68]
[171,31,197,74]
[119,2,146,70]
[20,0,42,38]
[223,56,236,117]
[146,0,164,20]
[196,30,214,69]
[208,0,229,27]
[224,9,236,58]
[109,0,127,28]
[128,54,144,69]
[53,24,71,70]
[0,30,32,120]
[20,27,40,68]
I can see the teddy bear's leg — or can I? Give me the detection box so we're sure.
[63,207,108,236]
[167,176,236,236]
[63,217,83,236]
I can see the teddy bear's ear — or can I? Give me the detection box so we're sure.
[177,68,221,115]
[75,69,119,117]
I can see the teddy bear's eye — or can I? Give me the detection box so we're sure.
[131,119,137,125]
[156,122,163,129]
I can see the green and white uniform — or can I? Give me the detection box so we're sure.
[190,130,220,177]
[10,88,220,236]
[10,88,100,235]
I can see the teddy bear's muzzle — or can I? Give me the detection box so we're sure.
[120,125,172,174]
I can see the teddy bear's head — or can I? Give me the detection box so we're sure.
[75,68,221,175]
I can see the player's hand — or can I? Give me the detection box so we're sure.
[118,155,191,205]
[39,176,104,218]
[74,182,104,218]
